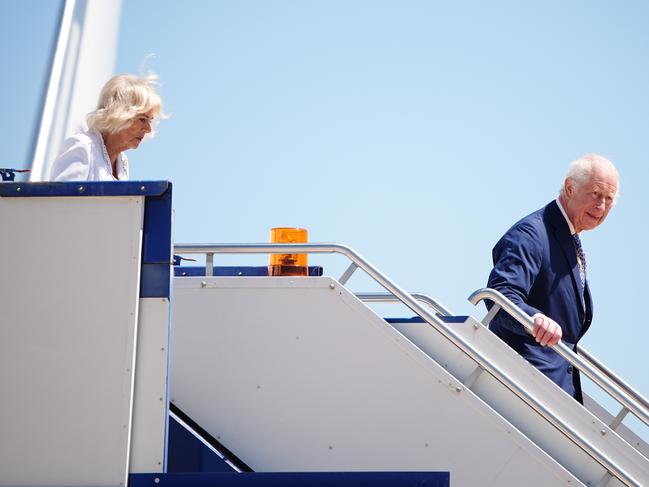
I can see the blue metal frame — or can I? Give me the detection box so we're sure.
[141,182,173,298]
[0,180,169,197]
[174,266,324,277]
[129,471,450,486]
[385,316,468,324]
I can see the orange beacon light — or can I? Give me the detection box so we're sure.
[269,227,308,276]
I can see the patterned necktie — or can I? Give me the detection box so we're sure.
[573,234,587,288]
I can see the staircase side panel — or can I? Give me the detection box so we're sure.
[170,277,582,487]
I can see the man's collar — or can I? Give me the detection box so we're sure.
[556,197,576,235]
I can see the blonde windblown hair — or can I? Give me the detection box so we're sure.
[86,74,167,136]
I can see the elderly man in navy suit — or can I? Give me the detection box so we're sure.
[487,154,619,403]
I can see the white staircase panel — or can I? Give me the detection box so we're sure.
[393,318,649,486]
[171,276,582,487]
[0,195,144,487]
[130,297,171,473]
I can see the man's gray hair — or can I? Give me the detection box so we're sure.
[559,153,619,197]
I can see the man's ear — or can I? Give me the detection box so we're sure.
[564,178,573,197]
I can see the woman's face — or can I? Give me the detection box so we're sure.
[114,110,155,151]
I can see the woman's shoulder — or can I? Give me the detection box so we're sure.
[59,129,98,152]
[50,130,101,181]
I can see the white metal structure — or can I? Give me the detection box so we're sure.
[0,190,170,486]
[171,276,581,486]
[30,0,122,181]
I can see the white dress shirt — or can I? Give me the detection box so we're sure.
[556,197,576,235]
[50,129,129,181]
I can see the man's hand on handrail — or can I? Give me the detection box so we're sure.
[532,313,563,347]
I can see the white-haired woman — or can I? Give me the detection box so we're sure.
[50,74,166,181]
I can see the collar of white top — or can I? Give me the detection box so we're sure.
[90,128,125,180]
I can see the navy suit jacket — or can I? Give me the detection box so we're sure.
[487,200,593,402]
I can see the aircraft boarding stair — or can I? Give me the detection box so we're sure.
[170,243,649,487]
[2,183,648,486]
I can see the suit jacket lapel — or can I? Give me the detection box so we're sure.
[547,201,586,314]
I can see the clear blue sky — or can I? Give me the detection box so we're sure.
[2,0,648,435]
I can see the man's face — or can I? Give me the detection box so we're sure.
[563,166,619,233]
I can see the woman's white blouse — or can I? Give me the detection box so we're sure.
[50,129,129,181]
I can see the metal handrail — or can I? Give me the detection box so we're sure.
[576,345,649,416]
[354,292,452,317]
[174,242,643,485]
[364,290,649,432]
[468,288,649,431]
